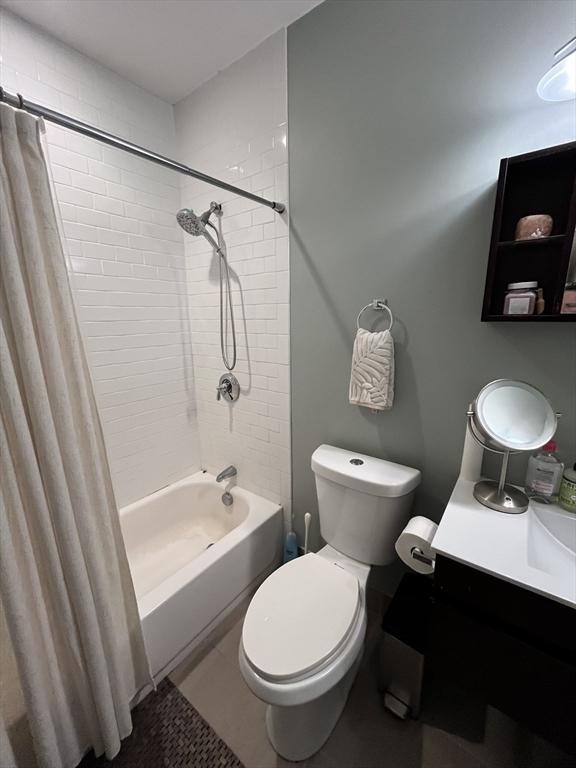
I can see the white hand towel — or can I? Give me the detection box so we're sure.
[349,328,394,411]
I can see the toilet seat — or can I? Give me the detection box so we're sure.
[242,553,360,683]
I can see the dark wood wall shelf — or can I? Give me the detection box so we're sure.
[481,142,576,322]
[497,234,565,249]
[484,314,575,323]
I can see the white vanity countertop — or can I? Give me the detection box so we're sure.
[432,478,576,609]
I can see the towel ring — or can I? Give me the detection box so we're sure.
[356,300,394,332]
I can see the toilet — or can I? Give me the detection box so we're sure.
[239,444,421,761]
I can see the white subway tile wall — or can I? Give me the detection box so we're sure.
[174,32,291,525]
[1,13,290,519]
[1,10,201,505]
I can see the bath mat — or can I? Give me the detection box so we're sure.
[79,678,244,768]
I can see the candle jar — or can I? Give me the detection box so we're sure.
[503,281,537,315]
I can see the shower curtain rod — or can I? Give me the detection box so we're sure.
[0,87,286,214]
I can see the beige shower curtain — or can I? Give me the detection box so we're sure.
[0,104,151,767]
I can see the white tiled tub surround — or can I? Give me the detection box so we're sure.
[174,32,291,525]
[0,10,201,506]
[0,13,290,520]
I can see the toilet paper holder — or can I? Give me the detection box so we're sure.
[396,516,438,576]
[411,546,435,569]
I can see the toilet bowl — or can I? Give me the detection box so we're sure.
[239,445,421,761]
[239,546,369,761]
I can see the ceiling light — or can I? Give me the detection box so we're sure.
[537,37,576,102]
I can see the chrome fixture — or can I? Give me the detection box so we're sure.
[216,465,237,507]
[177,204,237,372]
[537,37,576,102]
[467,380,558,514]
[176,203,222,240]
[410,547,435,569]
[216,465,237,483]
[216,373,240,403]
[0,86,285,213]
[356,299,394,332]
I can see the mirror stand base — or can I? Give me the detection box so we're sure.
[473,480,529,514]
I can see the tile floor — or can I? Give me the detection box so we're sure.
[170,596,573,768]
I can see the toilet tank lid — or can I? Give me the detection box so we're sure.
[311,445,421,498]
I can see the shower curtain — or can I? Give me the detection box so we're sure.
[0,104,151,767]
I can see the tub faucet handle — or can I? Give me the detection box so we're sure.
[216,381,229,400]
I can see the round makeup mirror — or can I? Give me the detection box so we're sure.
[467,379,557,514]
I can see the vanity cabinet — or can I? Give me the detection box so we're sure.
[433,555,575,657]
[481,141,576,321]
[380,561,576,758]
[428,556,576,756]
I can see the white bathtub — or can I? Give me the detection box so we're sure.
[120,471,283,682]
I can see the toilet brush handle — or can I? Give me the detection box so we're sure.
[304,513,311,555]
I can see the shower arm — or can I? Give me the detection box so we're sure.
[0,86,286,214]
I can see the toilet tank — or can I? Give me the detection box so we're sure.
[311,445,421,566]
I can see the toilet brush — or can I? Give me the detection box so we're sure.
[283,509,298,563]
[304,513,311,555]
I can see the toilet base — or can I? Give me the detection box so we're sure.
[265,649,363,762]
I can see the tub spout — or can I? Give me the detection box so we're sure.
[216,465,237,483]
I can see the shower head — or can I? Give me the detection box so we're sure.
[176,208,205,236]
[176,202,222,237]
[176,202,224,255]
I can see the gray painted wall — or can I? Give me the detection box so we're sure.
[288,0,576,590]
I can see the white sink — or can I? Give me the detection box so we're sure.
[531,502,576,555]
[527,501,576,581]
[432,478,576,608]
